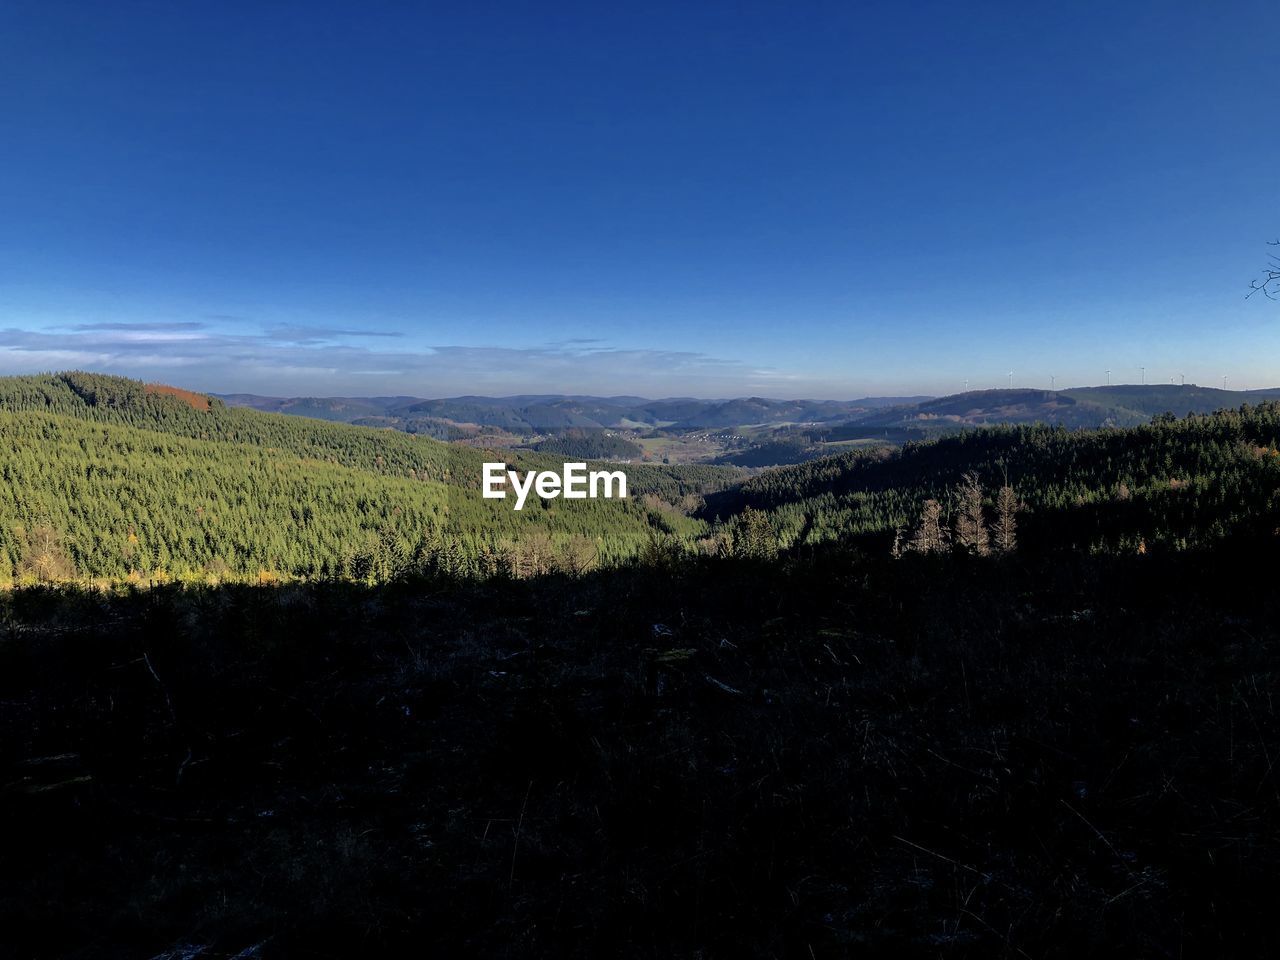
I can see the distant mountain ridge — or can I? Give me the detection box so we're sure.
[841,385,1280,435]
[217,392,935,432]
[219,385,1280,439]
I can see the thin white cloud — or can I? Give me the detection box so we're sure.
[0,321,809,397]
[71,321,208,332]
[264,324,406,343]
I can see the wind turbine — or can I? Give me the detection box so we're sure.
[1223,375,1228,390]
[1106,368,1111,386]
[1008,370,1013,388]
[1140,366,1145,385]
[1050,374,1056,390]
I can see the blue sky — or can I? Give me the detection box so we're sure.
[1,1,1277,398]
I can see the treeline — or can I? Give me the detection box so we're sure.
[351,416,475,441]
[532,429,644,461]
[704,405,1280,554]
[713,438,828,467]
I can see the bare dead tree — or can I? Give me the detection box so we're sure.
[17,524,75,582]
[555,534,599,576]
[953,472,990,556]
[1249,239,1280,300]
[909,499,948,554]
[994,484,1022,553]
[890,527,905,558]
[503,528,556,579]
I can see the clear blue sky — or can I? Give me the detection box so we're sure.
[1,1,1276,398]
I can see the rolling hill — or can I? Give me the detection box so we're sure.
[0,373,740,581]
[1061,383,1280,417]
[705,404,1280,555]
[219,392,934,433]
[9,372,1280,582]
[797,385,1280,448]
[221,386,1280,467]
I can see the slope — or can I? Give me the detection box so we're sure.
[705,404,1280,554]
[0,373,740,580]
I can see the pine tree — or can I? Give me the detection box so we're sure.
[733,507,778,560]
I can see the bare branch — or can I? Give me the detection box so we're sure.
[1248,239,1280,300]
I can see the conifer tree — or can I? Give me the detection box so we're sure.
[733,507,778,560]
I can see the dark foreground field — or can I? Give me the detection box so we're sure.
[2,546,1279,958]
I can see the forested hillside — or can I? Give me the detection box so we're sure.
[222,384,1280,443]
[6,372,1280,584]
[0,373,737,581]
[706,404,1280,554]
[532,429,644,461]
[222,391,929,432]
[786,386,1280,447]
[1063,383,1280,418]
